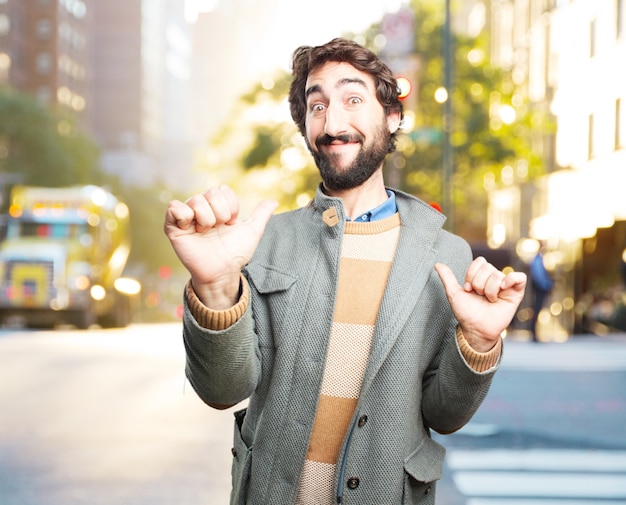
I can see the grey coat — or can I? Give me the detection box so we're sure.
[182,187,499,505]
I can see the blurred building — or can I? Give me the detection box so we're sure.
[487,0,626,338]
[91,0,194,190]
[0,0,91,127]
[0,0,196,191]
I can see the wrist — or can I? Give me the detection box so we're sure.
[456,327,502,372]
[459,326,501,353]
[191,274,241,310]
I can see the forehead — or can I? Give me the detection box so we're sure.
[305,61,376,98]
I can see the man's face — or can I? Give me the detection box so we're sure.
[304,62,401,191]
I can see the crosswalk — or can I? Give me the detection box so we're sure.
[446,448,626,504]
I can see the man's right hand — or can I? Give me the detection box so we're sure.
[164,185,278,309]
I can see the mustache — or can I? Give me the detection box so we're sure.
[316,133,364,147]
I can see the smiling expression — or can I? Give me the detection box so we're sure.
[304,62,401,191]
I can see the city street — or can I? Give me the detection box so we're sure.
[1,324,625,504]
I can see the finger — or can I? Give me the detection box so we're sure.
[464,256,488,291]
[434,262,462,301]
[465,259,495,296]
[186,193,217,230]
[165,199,195,232]
[204,186,238,225]
[483,269,506,302]
[501,271,528,291]
[218,185,240,225]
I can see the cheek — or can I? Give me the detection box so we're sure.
[305,120,320,147]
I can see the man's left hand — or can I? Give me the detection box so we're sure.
[435,257,527,352]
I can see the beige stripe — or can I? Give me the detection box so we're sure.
[296,460,335,505]
[344,212,401,235]
[341,226,400,261]
[333,257,392,325]
[306,395,358,464]
[320,322,373,398]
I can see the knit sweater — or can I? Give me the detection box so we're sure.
[295,214,401,504]
[184,192,501,504]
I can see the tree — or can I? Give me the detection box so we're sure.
[0,87,101,187]
[362,0,551,239]
[196,3,550,241]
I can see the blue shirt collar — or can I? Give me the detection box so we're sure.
[348,190,397,222]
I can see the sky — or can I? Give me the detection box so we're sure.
[185,0,405,27]
[185,0,408,74]
[185,0,408,142]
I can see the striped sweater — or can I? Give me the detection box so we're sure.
[296,214,401,504]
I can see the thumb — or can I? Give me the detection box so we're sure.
[434,262,462,301]
[246,199,279,235]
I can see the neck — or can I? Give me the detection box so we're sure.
[323,169,388,220]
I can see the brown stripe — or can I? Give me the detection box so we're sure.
[306,395,358,464]
[333,258,392,325]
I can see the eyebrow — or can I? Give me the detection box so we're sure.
[305,77,369,99]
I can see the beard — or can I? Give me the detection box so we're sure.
[309,123,391,191]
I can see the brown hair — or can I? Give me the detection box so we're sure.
[288,38,403,152]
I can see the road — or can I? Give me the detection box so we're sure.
[1,324,625,504]
[0,323,235,505]
[435,335,626,505]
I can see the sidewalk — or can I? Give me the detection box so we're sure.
[506,327,626,344]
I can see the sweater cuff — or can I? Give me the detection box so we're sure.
[456,326,502,372]
[185,275,250,330]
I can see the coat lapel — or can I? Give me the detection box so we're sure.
[360,192,446,395]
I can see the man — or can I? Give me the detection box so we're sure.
[164,38,526,505]
[529,246,553,342]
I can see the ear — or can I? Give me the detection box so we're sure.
[387,110,402,134]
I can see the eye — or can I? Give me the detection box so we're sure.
[310,103,326,117]
[347,96,363,106]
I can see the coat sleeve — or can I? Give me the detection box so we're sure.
[421,233,499,434]
[181,287,261,408]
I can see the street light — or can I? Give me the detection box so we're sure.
[443,0,454,232]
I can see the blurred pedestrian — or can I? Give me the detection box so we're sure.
[529,246,553,342]
[164,38,526,505]
[621,248,626,287]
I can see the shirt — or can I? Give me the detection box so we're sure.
[348,189,397,222]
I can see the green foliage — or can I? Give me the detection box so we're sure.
[241,125,283,169]
[112,181,185,273]
[197,3,551,238]
[0,87,101,186]
[385,0,551,236]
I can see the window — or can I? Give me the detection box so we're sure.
[35,52,52,74]
[617,98,623,150]
[36,19,53,40]
[590,19,596,58]
[588,113,595,159]
[0,14,9,36]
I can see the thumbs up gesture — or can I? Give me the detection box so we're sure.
[435,257,527,352]
[164,185,278,309]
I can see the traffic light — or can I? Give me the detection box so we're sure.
[396,76,412,100]
[396,75,416,131]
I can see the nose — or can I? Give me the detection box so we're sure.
[323,103,348,137]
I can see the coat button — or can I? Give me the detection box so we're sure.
[347,477,360,489]
[231,447,237,457]
[322,207,339,227]
[357,415,368,427]
[424,486,431,495]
